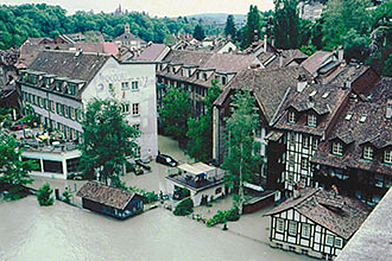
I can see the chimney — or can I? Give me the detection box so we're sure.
[263,34,267,53]
[387,99,392,119]
[293,181,303,199]
[297,74,307,92]
[338,46,344,62]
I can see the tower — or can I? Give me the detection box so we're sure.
[124,22,130,34]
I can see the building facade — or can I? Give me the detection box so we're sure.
[265,188,371,260]
[18,50,158,161]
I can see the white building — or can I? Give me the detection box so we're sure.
[166,162,225,206]
[18,49,158,161]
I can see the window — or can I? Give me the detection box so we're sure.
[131,81,139,90]
[288,111,296,123]
[301,157,309,170]
[326,235,334,246]
[121,82,129,90]
[332,142,343,156]
[290,133,296,145]
[302,224,311,239]
[132,103,139,115]
[384,150,392,164]
[56,103,60,114]
[276,218,284,233]
[122,103,130,113]
[288,221,297,236]
[215,187,222,195]
[335,237,343,248]
[221,76,227,85]
[70,107,75,120]
[363,146,373,160]
[313,138,319,150]
[288,153,295,168]
[202,72,207,81]
[133,123,140,131]
[302,136,309,148]
[307,114,317,127]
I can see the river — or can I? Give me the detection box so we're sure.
[0,196,313,261]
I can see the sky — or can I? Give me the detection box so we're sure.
[3,0,275,17]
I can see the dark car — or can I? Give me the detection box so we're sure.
[156,154,178,167]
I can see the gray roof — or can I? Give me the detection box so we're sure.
[134,44,168,62]
[28,49,111,90]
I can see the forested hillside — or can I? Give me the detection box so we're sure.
[0,4,217,50]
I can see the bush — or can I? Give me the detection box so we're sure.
[206,207,240,227]
[173,198,194,216]
[36,183,54,206]
[142,191,158,204]
[62,188,72,203]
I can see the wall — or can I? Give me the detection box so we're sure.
[82,58,158,160]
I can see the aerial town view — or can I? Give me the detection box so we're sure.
[0,0,391,260]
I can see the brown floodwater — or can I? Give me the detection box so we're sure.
[0,196,313,261]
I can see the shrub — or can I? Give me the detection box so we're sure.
[206,207,240,227]
[62,188,72,203]
[36,183,54,206]
[173,198,194,216]
[142,191,159,204]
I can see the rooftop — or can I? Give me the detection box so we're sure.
[265,187,372,240]
[76,181,137,210]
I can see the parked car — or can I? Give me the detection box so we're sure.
[156,154,178,167]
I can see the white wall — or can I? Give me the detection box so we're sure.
[82,58,158,160]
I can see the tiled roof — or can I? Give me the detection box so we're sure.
[312,77,392,175]
[274,83,350,136]
[115,32,145,42]
[135,44,168,61]
[28,50,111,97]
[222,66,311,122]
[302,51,334,75]
[163,50,214,66]
[77,181,136,210]
[265,187,372,240]
[320,63,371,85]
[203,53,257,72]
[264,49,308,69]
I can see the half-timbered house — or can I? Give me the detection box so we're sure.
[265,187,371,260]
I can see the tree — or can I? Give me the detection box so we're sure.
[241,5,261,48]
[159,85,191,145]
[79,99,140,185]
[273,0,301,49]
[222,90,261,214]
[36,182,54,206]
[224,15,236,40]
[186,80,221,161]
[193,24,205,41]
[0,132,35,200]
[321,0,372,49]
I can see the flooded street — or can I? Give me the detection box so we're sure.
[0,136,313,261]
[0,197,312,261]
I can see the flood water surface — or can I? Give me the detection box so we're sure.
[0,196,312,261]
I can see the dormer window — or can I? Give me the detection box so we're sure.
[384,150,392,164]
[363,146,373,160]
[332,142,343,156]
[288,111,296,124]
[222,76,227,85]
[55,81,62,92]
[307,114,317,127]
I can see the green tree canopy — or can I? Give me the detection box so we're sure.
[224,15,236,40]
[273,0,301,49]
[241,5,261,48]
[222,90,261,214]
[0,132,35,199]
[186,80,222,161]
[79,99,140,185]
[159,85,191,145]
[193,24,205,41]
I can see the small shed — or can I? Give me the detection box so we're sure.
[76,181,144,220]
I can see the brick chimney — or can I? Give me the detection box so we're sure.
[263,34,267,53]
